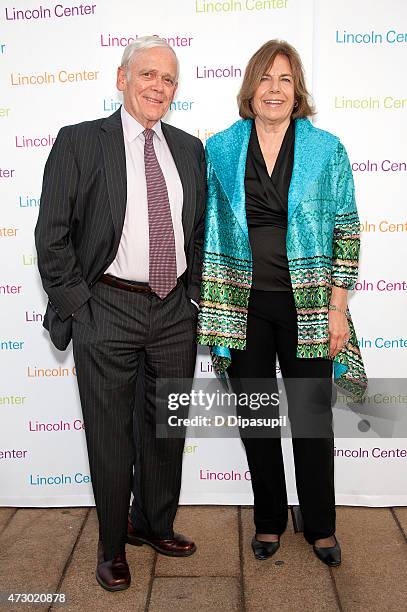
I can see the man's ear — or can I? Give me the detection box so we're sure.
[116,66,127,92]
[170,82,178,104]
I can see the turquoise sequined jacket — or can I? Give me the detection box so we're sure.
[197,118,367,401]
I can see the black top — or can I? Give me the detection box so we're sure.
[245,121,294,291]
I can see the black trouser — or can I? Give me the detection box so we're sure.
[228,289,335,544]
[72,280,197,560]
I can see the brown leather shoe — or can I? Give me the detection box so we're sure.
[127,519,196,557]
[96,542,131,591]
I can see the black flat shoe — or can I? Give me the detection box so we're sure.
[312,536,341,567]
[251,536,280,561]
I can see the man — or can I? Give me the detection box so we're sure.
[35,37,205,591]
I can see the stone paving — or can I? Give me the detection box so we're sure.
[0,506,406,611]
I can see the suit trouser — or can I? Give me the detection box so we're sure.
[228,289,335,544]
[72,280,197,560]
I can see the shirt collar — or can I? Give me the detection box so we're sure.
[121,105,163,142]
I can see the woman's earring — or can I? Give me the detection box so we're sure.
[293,100,299,110]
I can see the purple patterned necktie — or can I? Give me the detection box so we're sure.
[143,128,177,298]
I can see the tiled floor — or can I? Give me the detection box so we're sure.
[0,506,406,611]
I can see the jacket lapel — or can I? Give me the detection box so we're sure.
[206,119,252,239]
[207,118,341,234]
[162,123,195,247]
[288,118,339,221]
[99,108,127,248]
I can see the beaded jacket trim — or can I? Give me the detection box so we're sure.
[197,118,367,402]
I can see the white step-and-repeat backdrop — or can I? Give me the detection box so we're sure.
[1,0,406,506]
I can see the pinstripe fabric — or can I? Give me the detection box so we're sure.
[72,281,197,559]
[35,108,206,346]
[35,107,206,560]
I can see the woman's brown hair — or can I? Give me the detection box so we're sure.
[237,39,315,120]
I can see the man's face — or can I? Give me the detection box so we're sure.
[117,46,178,128]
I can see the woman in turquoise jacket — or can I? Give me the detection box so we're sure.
[197,40,366,567]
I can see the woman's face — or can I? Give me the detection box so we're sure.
[251,53,295,127]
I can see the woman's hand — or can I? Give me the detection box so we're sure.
[329,286,350,358]
[328,309,350,358]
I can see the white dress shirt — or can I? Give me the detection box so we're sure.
[106,106,186,282]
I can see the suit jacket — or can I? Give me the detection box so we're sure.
[35,108,206,351]
[197,118,367,401]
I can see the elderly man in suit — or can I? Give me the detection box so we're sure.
[35,36,205,591]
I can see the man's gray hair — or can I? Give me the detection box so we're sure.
[121,36,179,81]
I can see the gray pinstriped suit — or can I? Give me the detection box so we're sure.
[35,108,206,559]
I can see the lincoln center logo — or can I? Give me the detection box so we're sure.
[199,468,251,480]
[100,34,194,47]
[29,472,92,485]
[351,159,406,172]
[335,96,407,110]
[358,337,407,349]
[11,70,99,85]
[15,135,56,148]
[360,220,407,233]
[4,4,97,20]
[196,65,241,79]
[195,0,288,13]
[336,29,407,45]
[0,227,18,237]
[27,365,76,377]
[0,168,15,178]
[353,280,407,292]
[0,284,22,294]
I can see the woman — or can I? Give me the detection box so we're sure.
[197,40,367,566]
